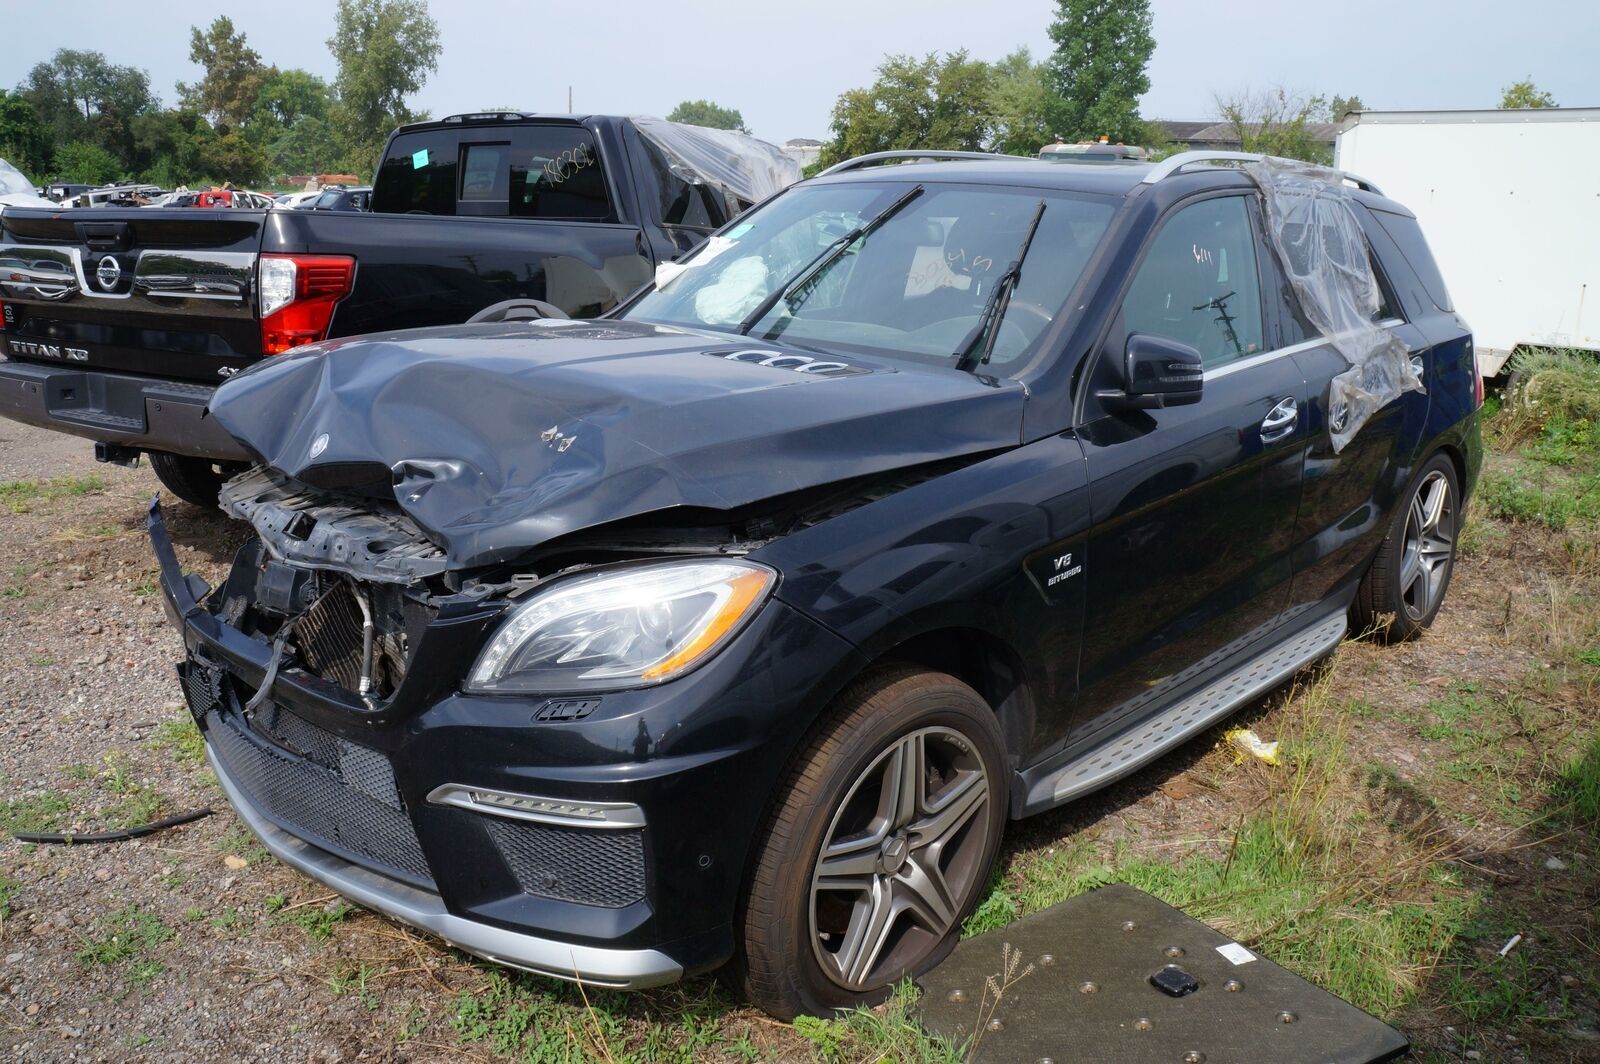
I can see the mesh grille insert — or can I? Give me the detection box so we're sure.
[484,817,647,909]
[209,708,433,888]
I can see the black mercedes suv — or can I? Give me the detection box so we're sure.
[151,149,1481,1020]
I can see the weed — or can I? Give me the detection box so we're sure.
[326,963,381,1010]
[183,907,207,923]
[0,792,70,835]
[105,789,166,829]
[216,823,270,865]
[795,983,961,1064]
[1,584,25,599]
[278,901,353,941]
[210,907,250,935]
[1558,734,1600,825]
[75,905,173,987]
[150,716,206,763]
[0,876,20,920]
[396,1004,427,1043]
[27,654,54,667]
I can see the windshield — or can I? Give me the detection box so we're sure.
[0,159,34,196]
[623,181,1114,369]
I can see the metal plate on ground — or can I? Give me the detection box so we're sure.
[917,884,1408,1063]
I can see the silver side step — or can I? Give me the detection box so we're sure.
[1047,613,1348,805]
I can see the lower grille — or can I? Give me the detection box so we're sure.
[208,706,434,889]
[485,817,647,908]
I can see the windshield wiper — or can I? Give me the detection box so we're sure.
[738,184,926,337]
[953,199,1048,373]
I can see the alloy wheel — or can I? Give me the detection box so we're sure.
[808,725,993,991]
[1400,469,1455,622]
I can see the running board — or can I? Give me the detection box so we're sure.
[1042,613,1347,808]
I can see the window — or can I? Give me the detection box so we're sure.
[1123,196,1264,370]
[623,182,1114,370]
[509,130,609,220]
[373,130,457,215]
[1372,209,1453,312]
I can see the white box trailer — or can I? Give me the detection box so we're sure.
[1335,107,1600,377]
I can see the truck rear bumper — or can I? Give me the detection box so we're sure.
[0,359,249,461]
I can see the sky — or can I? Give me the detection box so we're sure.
[1,0,1594,145]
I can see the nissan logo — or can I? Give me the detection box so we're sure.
[95,255,121,291]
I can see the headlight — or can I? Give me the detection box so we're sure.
[465,559,776,693]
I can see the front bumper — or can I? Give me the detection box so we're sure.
[149,498,863,988]
[0,357,249,460]
[206,740,682,987]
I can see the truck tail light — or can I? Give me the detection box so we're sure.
[258,254,355,355]
[0,298,8,331]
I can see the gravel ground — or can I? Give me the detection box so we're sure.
[1,418,1595,1063]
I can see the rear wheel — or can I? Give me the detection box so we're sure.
[1352,453,1460,641]
[148,452,239,508]
[734,667,1006,1019]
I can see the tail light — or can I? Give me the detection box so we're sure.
[258,254,355,355]
[1474,363,1485,409]
[0,298,9,331]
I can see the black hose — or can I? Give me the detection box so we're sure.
[9,807,213,845]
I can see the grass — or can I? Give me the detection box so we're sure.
[75,905,173,987]
[276,900,354,941]
[0,473,106,513]
[0,791,71,836]
[0,876,20,921]
[1559,734,1600,825]
[149,715,206,763]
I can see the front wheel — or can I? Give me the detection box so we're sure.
[1352,453,1460,641]
[734,667,1006,1020]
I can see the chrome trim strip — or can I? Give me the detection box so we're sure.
[0,245,254,306]
[208,749,681,989]
[1203,318,1406,382]
[426,783,646,830]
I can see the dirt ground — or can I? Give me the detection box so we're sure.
[1,418,1596,1063]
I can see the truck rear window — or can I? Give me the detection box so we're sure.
[375,127,610,220]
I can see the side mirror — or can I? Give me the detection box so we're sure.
[1099,333,1204,411]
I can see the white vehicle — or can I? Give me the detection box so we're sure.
[1336,108,1600,377]
[274,190,322,209]
[0,159,60,210]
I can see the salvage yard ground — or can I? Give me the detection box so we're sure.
[2,366,1598,1063]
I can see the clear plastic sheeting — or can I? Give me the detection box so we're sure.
[630,116,800,218]
[1247,158,1422,451]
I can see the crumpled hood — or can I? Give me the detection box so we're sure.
[208,319,1024,570]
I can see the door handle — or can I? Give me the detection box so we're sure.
[1260,397,1298,442]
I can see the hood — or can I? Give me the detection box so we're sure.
[208,319,1025,571]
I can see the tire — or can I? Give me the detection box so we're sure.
[148,452,238,508]
[734,666,1007,1020]
[1351,452,1460,642]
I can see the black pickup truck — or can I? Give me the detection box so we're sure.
[0,113,796,502]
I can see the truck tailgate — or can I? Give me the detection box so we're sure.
[0,208,264,385]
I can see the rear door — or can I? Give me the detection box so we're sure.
[0,208,264,382]
[1070,192,1306,750]
[1278,204,1433,613]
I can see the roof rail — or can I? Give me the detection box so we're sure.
[1140,151,1384,196]
[816,150,1027,177]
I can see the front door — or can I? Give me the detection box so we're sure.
[1071,193,1307,749]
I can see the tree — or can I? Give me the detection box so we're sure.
[665,100,748,132]
[328,0,441,172]
[0,90,52,175]
[52,140,121,184]
[1499,78,1556,109]
[1043,0,1155,144]
[1215,87,1332,165]
[1326,94,1365,121]
[252,69,331,129]
[178,17,273,131]
[19,49,156,169]
[269,116,342,176]
[986,48,1051,156]
[817,52,995,170]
